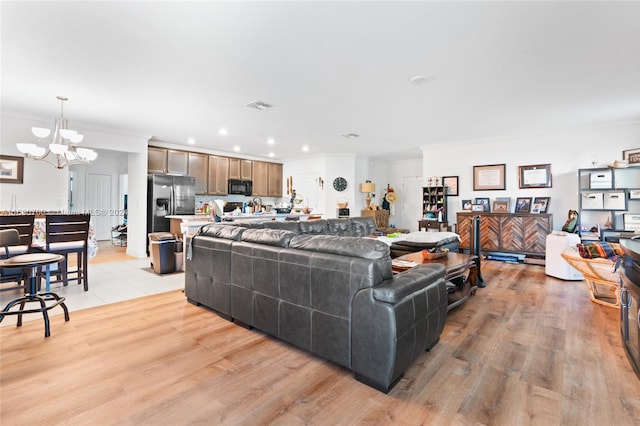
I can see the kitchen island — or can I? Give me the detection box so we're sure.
[167,212,322,238]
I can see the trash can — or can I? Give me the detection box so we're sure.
[149,232,176,274]
[175,239,184,272]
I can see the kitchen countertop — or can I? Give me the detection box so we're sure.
[227,212,319,221]
[166,214,212,220]
[166,213,322,222]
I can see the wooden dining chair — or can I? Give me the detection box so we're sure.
[0,214,35,289]
[44,214,91,291]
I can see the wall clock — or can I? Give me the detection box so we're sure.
[333,177,348,191]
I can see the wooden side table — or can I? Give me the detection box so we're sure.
[361,209,390,229]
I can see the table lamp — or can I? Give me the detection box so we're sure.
[360,181,376,210]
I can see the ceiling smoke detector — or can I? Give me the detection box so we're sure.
[342,133,360,139]
[246,100,273,110]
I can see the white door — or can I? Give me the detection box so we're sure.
[87,173,112,241]
[401,176,424,231]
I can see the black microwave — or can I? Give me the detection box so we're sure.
[228,179,252,195]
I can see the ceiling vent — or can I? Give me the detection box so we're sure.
[246,100,273,110]
[342,132,360,139]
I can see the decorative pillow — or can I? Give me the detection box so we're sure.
[576,241,623,259]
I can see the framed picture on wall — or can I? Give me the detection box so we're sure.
[442,176,459,196]
[518,164,552,188]
[473,164,506,191]
[0,155,24,184]
[623,148,640,164]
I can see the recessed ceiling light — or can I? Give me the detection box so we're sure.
[302,145,309,152]
[410,75,429,85]
[187,138,195,145]
[219,128,228,135]
[342,133,360,139]
[268,152,275,158]
[246,100,273,110]
[233,145,240,152]
[267,138,275,145]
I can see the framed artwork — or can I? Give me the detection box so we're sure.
[462,199,472,210]
[493,200,509,212]
[515,197,532,213]
[0,155,24,184]
[474,197,490,212]
[473,164,506,191]
[471,204,484,212]
[518,164,552,189]
[629,190,640,200]
[623,148,640,164]
[533,197,550,213]
[442,176,459,196]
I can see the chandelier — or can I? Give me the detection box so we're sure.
[16,96,98,169]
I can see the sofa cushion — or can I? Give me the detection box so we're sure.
[373,264,445,303]
[198,223,245,240]
[327,218,358,236]
[241,228,296,247]
[262,221,301,234]
[576,241,623,259]
[349,217,377,236]
[299,219,329,235]
[290,234,389,260]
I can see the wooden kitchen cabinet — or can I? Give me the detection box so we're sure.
[456,212,552,256]
[148,147,167,174]
[267,163,283,197]
[167,149,188,175]
[188,152,208,194]
[208,155,229,195]
[229,158,252,180]
[252,161,269,196]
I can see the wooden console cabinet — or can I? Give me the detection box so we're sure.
[456,212,552,256]
[361,209,389,229]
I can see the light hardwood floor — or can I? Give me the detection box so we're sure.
[1,260,639,425]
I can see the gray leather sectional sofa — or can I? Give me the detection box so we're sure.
[185,217,448,392]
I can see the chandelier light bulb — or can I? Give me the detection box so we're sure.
[32,146,47,157]
[32,127,51,138]
[69,133,84,143]
[17,143,36,154]
[50,143,68,154]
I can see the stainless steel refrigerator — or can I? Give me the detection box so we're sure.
[147,174,196,235]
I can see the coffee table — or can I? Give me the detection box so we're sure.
[394,251,479,311]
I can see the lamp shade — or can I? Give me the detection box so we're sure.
[360,182,375,193]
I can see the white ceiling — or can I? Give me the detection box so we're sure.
[2,1,639,161]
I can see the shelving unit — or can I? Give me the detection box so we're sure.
[578,166,640,241]
[422,185,447,220]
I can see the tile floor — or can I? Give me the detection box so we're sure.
[0,257,185,327]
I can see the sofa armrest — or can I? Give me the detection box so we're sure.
[373,264,445,303]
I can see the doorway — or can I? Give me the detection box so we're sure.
[401,176,424,231]
[87,173,112,240]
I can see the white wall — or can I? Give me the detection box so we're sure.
[419,121,640,230]
[0,112,151,258]
[70,149,129,235]
[0,113,69,210]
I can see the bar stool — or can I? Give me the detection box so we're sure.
[0,231,70,337]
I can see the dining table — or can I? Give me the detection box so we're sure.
[31,218,98,260]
